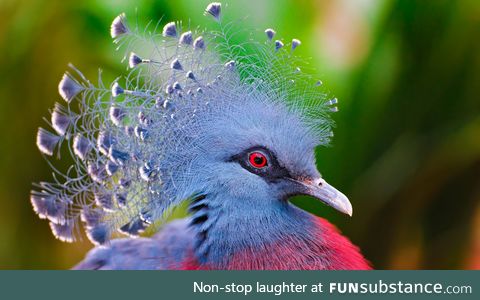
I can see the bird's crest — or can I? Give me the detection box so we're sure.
[31,2,338,245]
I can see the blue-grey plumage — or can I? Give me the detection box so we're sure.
[110,13,129,38]
[74,219,194,270]
[32,2,369,270]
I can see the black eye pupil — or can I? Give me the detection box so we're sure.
[254,156,264,165]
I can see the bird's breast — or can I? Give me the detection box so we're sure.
[184,217,371,270]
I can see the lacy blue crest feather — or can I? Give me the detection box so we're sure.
[32,2,338,245]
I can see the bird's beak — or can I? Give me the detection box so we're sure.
[294,177,353,216]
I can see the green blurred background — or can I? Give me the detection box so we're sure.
[0,0,479,269]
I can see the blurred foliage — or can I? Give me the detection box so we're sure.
[0,0,479,269]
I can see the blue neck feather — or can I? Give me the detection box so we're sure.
[189,193,316,266]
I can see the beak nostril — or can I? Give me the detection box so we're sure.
[308,178,353,216]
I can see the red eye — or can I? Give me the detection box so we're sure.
[249,152,268,168]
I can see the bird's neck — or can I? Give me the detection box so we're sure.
[189,196,309,267]
[188,195,371,270]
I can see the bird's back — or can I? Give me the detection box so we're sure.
[74,219,196,270]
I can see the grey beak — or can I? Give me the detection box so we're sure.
[297,178,353,216]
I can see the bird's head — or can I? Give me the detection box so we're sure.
[187,94,351,218]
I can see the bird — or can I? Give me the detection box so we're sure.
[31,2,371,270]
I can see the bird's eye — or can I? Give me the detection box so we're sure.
[248,151,268,168]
